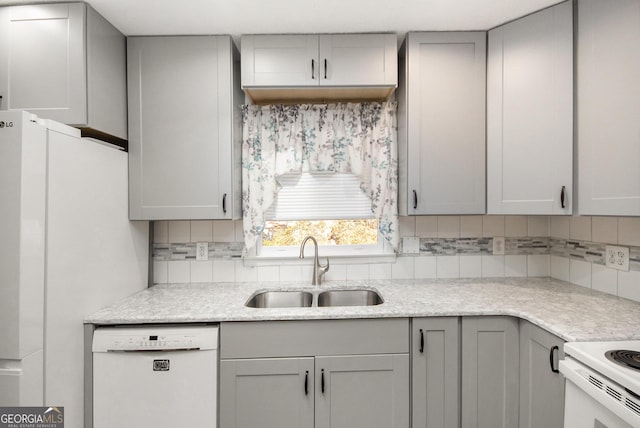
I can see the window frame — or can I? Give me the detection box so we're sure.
[243,225,396,265]
[245,171,395,262]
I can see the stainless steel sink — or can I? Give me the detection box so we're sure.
[245,290,313,308]
[317,289,383,307]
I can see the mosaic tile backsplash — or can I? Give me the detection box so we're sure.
[154,242,243,261]
[152,237,640,272]
[152,237,554,259]
[152,216,640,302]
[551,238,640,271]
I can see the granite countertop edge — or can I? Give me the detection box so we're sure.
[85,277,640,343]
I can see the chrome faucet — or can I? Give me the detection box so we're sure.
[299,236,330,285]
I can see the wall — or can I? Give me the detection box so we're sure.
[152,215,640,303]
[548,216,640,302]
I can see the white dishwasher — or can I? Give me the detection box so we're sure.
[92,325,218,428]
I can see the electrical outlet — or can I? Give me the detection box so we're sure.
[605,245,629,271]
[493,237,505,255]
[402,237,420,254]
[196,242,209,261]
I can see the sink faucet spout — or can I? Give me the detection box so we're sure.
[299,236,330,285]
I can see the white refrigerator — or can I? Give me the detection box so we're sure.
[0,111,148,427]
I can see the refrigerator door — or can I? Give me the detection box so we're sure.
[0,111,46,360]
[0,350,43,406]
[45,129,148,428]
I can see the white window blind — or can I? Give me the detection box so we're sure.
[265,173,374,221]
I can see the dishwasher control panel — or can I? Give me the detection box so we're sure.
[92,325,218,352]
[112,333,196,350]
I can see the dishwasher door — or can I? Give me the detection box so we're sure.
[93,325,218,428]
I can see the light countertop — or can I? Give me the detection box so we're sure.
[85,277,640,342]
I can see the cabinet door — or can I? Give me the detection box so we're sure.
[399,32,486,215]
[319,34,397,87]
[412,318,460,428]
[85,5,127,141]
[220,357,314,428]
[519,320,565,428]
[241,34,318,87]
[487,1,573,215]
[461,316,519,428]
[315,354,409,428]
[128,36,234,219]
[0,7,7,110]
[578,0,640,215]
[0,3,86,124]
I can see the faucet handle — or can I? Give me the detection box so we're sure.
[318,257,330,281]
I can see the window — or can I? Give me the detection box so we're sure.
[258,173,385,257]
[263,219,378,247]
[241,102,399,253]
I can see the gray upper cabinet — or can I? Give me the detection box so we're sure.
[0,3,127,145]
[242,35,318,87]
[577,0,640,215]
[127,35,242,220]
[241,33,397,103]
[317,35,397,87]
[461,316,519,428]
[398,32,486,215]
[412,318,460,428]
[519,320,565,428]
[487,1,573,215]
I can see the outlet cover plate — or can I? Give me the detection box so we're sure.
[605,245,629,271]
[402,237,420,254]
[493,237,505,255]
[196,242,209,261]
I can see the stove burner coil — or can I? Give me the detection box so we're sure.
[605,350,640,371]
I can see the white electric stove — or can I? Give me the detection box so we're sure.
[560,341,640,428]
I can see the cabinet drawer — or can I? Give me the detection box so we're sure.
[220,319,409,358]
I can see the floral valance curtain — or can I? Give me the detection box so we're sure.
[241,102,398,252]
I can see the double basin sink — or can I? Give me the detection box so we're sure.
[246,288,383,308]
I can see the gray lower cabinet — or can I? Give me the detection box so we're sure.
[220,357,315,428]
[519,320,565,428]
[316,354,409,428]
[219,319,409,428]
[412,317,460,428]
[461,316,519,428]
[220,317,563,428]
